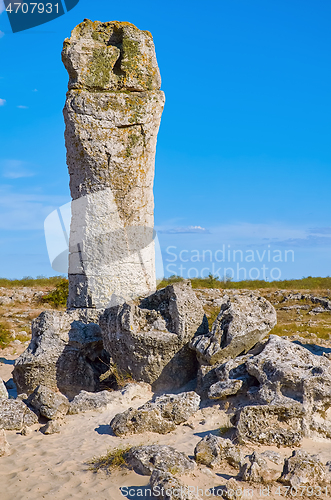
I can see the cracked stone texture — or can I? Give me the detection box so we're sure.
[27,385,70,420]
[125,444,195,475]
[62,19,165,308]
[246,335,331,415]
[234,403,305,446]
[0,378,8,399]
[190,292,276,365]
[101,281,208,390]
[280,450,326,487]
[194,434,241,469]
[0,399,38,431]
[110,391,200,436]
[12,309,109,398]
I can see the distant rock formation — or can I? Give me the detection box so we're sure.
[62,20,165,308]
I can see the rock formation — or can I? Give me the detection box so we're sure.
[13,309,109,398]
[62,19,165,308]
[190,292,276,365]
[101,280,208,390]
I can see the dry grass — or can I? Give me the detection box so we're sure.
[88,446,131,473]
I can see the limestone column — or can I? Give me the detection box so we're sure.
[62,20,165,309]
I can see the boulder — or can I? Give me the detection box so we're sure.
[69,383,152,414]
[27,385,69,420]
[246,335,331,413]
[194,434,241,469]
[41,420,61,435]
[0,378,8,399]
[222,478,248,500]
[150,470,202,500]
[234,403,304,446]
[0,399,38,430]
[126,444,195,475]
[68,390,112,414]
[190,292,276,365]
[280,450,326,487]
[101,281,208,390]
[239,451,279,483]
[208,380,243,400]
[111,391,200,436]
[0,429,10,457]
[13,309,109,398]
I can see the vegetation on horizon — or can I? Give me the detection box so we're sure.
[0,276,66,289]
[157,274,331,291]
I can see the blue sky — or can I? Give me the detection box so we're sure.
[0,0,330,280]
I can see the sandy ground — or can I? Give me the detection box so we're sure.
[2,351,331,500]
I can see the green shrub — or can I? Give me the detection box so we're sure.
[41,279,68,308]
[0,322,12,348]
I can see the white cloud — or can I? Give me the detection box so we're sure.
[0,0,5,14]
[0,31,4,39]
[17,105,28,109]
[33,89,38,92]
[1,159,34,179]
[0,98,6,106]
[158,225,210,234]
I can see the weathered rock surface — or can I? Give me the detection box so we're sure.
[0,378,8,399]
[0,399,38,430]
[280,450,326,487]
[41,420,61,435]
[234,403,305,446]
[150,470,202,500]
[13,309,109,398]
[246,335,331,414]
[62,19,165,308]
[0,429,10,457]
[111,391,200,436]
[101,281,208,390]
[126,444,195,475]
[194,434,241,469]
[68,390,111,414]
[222,478,247,500]
[260,450,282,465]
[190,292,276,365]
[239,451,279,483]
[27,385,69,420]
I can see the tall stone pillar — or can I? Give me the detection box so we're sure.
[62,20,165,309]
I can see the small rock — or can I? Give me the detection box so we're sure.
[150,470,202,500]
[41,420,61,435]
[21,425,32,436]
[111,391,200,436]
[0,399,38,430]
[208,380,242,399]
[260,450,282,465]
[194,434,241,469]
[125,445,195,475]
[68,390,112,414]
[280,450,326,487]
[0,378,8,399]
[234,403,304,446]
[28,385,69,420]
[0,429,10,457]
[239,451,279,483]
